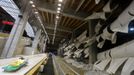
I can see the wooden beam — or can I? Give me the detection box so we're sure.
[46,12,49,24]
[46,26,72,33]
[48,33,66,38]
[49,36,62,40]
[58,15,62,27]
[44,24,72,33]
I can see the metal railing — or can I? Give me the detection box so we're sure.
[52,54,81,75]
[52,54,65,75]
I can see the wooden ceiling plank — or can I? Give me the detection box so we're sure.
[48,33,66,38]
[45,25,72,33]
[46,12,49,24]
[83,0,91,9]
[53,14,56,25]
[70,0,76,8]
[75,0,86,13]
[65,18,71,27]
[73,21,87,31]
[93,0,106,12]
[58,15,62,26]
[61,16,67,26]
[51,13,53,24]
[72,21,83,28]
[87,0,96,12]
[63,17,68,26]
[58,16,63,26]
[44,12,48,23]
[69,19,76,27]
[41,11,46,23]
[71,20,80,28]
[64,0,72,9]
[73,21,83,28]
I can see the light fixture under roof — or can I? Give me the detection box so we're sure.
[57,7,61,10]
[34,11,38,14]
[57,10,60,13]
[29,1,33,4]
[56,15,59,19]
[59,0,63,2]
[32,4,35,7]
[52,0,63,44]
[58,3,61,7]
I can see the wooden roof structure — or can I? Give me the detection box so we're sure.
[13,0,132,50]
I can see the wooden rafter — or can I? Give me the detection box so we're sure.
[65,18,71,27]
[83,0,91,9]
[87,0,96,12]
[64,0,71,9]
[75,0,85,13]
[63,17,68,26]
[51,13,53,24]
[70,0,75,8]
[44,12,48,23]
[48,33,66,38]
[44,24,72,33]
[69,19,76,26]
[72,21,83,28]
[72,21,82,28]
[46,12,49,24]
[53,14,55,24]
[41,11,46,23]
[73,21,87,31]
[59,16,63,26]
[93,0,106,12]
[61,16,67,26]
[71,20,80,27]
[57,15,62,27]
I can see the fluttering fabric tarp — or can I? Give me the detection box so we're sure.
[121,57,134,75]
[106,58,127,74]
[98,39,134,60]
[110,0,134,33]
[76,31,87,42]
[94,59,111,71]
